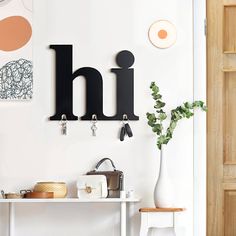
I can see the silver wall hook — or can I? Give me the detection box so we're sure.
[122,114,129,124]
[91,114,98,136]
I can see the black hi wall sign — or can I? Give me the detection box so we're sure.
[49,45,139,121]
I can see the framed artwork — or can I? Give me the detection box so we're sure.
[148,20,177,49]
[0,0,33,100]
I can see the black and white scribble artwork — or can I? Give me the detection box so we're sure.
[0,59,33,99]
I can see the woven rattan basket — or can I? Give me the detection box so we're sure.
[34,182,67,198]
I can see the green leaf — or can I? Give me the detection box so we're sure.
[150,84,159,94]
[184,102,192,109]
[158,135,166,143]
[148,121,155,127]
[147,113,157,122]
[152,124,162,134]
[154,101,166,109]
[158,113,167,121]
[157,143,162,150]
[170,121,177,129]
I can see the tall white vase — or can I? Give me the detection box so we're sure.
[154,146,174,208]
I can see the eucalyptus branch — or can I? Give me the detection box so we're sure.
[146,82,207,150]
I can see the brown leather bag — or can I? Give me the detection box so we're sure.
[87,158,124,198]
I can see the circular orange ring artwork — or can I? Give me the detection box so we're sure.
[148,20,177,49]
[0,16,32,51]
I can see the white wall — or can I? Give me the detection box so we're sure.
[0,0,197,235]
[193,0,206,235]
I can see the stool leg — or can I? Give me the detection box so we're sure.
[173,212,176,236]
[140,227,149,236]
[140,213,149,236]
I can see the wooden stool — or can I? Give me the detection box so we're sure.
[139,208,185,236]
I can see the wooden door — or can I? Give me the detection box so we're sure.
[207,0,236,235]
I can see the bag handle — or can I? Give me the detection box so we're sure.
[94,158,117,171]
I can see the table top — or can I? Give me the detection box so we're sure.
[139,207,185,212]
[0,197,141,203]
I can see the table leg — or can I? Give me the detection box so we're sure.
[127,202,135,236]
[120,202,126,236]
[9,203,14,236]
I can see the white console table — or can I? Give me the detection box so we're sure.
[0,198,140,236]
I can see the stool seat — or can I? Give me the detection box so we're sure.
[139,208,185,212]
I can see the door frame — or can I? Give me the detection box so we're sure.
[193,0,207,235]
